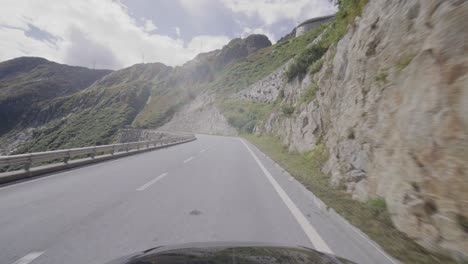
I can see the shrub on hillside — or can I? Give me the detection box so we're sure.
[286,46,327,82]
[285,0,369,82]
[281,105,295,115]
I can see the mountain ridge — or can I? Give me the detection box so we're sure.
[0,34,274,153]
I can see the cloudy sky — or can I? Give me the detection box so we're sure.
[0,0,337,70]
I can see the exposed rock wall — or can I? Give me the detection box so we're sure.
[238,61,290,103]
[159,93,238,136]
[256,0,468,259]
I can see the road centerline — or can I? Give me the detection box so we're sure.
[240,139,333,254]
[183,156,194,163]
[11,251,44,264]
[136,172,168,191]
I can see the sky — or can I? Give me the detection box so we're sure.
[0,0,337,70]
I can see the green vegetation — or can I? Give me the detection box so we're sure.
[367,197,387,212]
[215,25,340,128]
[375,70,388,84]
[281,105,295,115]
[8,63,168,153]
[0,57,111,135]
[396,54,415,73]
[286,0,369,81]
[211,23,330,93]
[218,98,273,133]
[297,81,319,107]
[17,106,131,153]
[458,214,468,233]
[309,57,324,75]
[244,134,459,264]
[286,45,328,81]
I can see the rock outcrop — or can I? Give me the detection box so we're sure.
[216,35,272,68]
[238,61,290,103]
[256,0,468,259]
[159,93,237,136]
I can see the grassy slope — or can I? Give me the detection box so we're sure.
[135,35,273,129]
[211,23,329,94]
[0,57,111,135]
[214,24,330,133]
[285,0,368,81]
[244,135,458,264]
[14,63,168,153]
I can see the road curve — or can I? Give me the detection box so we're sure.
[0,134,398,264]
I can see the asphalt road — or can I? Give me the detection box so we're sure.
[0,134,398,264]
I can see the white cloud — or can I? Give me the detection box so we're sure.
[177,0,212,16]
[175,27,181,37]
[0,0,228,69]
[220,0,337,25]
[143,19,157,32]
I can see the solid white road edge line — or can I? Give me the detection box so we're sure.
[11,251,44,264]
[183,156,194,163]
[240,139,333,254]
[136,173,168,191]
[335,214,399,264]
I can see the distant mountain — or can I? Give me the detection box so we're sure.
[133,34,272,128]
[0,35,272,153]
[12,62,171,152]
[0,57,112,135]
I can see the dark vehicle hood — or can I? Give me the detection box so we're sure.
[105,241,356,264]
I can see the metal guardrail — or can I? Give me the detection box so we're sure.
[0,132,196,184]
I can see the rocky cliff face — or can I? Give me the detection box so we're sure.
[133,34,272,129]
[255,0,468,259]
[159,93,237,136]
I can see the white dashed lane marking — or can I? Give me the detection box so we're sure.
[11,251,44,264]
[136,173,168,191]
[183,156,194,163]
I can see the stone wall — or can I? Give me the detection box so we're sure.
[256,0,468,259]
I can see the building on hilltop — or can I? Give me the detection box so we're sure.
[295,14,336,37]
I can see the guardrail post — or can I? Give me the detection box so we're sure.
[111,145,115,156]
[24,155,32,172]
[64,150,70,164]
[91,147,96,159]
[125,143,129,152]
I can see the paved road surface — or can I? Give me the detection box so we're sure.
[0,135,398,264]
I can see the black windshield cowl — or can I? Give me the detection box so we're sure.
[105,242,357,264]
